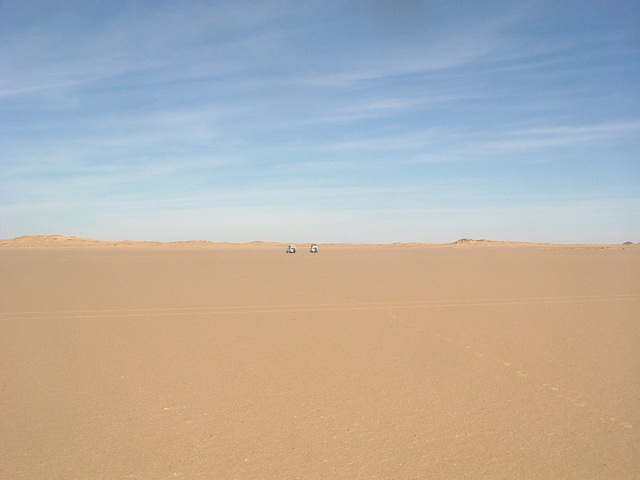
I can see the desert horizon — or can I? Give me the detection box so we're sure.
[4,1,638,478]
[2,234,638,248]
[1,236,638,479]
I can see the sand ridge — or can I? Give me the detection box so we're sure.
[1,235,636,249]
[0,235,287,249]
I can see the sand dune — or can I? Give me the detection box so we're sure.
[0,236,293,250]
[1,239,638,479]
[2,235,635,248]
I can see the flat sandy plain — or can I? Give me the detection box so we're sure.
[1,236,638,479]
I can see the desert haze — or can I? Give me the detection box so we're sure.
[1,236,638,479]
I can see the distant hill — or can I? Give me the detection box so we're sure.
[0,235,286,248]
[1,235,635,248]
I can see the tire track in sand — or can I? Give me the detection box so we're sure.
[1,293,637,320]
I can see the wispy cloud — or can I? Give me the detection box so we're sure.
[471,121,640,153]
[0,0,291,95]
[1,1,638,242]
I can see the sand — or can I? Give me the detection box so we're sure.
[1,238,638,479]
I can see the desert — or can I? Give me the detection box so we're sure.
[1,237,638,479]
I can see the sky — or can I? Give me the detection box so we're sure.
[1,0,639,244]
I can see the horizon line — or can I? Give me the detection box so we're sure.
[1,235,637,248]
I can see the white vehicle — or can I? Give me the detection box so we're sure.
[286,244,296,253]
[310,244,318,253]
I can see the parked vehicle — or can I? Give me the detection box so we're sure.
[310,244,318,253]
[286,244,296,253]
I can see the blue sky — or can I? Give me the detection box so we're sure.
[1,0,638,243]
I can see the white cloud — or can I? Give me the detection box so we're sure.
[0,0,292,95]
[1,1,638,243]
[472,121,640,153]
